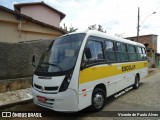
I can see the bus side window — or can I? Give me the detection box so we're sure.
[105,40,117,62]
[84,40,104,65]
[142,47,147,60]
[137,47,143,60]
[127,45,137,61]
[116,42,129,62]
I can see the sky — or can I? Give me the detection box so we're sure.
[1,0,160,52]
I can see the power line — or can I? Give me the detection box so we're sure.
[141,25,152,33]
[74,0,90,8]
[140,5,160,17]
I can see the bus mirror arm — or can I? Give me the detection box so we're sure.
[81,59,90,70]
[85,47,92,59]
[81,48,92,70]
[32,55,36,67]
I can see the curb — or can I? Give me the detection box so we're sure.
[0,98,33,110]
[0,88,33,110]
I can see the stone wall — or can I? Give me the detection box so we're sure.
[0,39,53,80]
[0,77,32,92]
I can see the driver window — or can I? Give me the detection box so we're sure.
[83,40,104,65]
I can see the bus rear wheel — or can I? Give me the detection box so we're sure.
[91,88,105,112]
[132,75,139,89]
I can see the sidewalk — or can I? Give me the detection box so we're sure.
[0,88,33,109]
[149,68,159,72]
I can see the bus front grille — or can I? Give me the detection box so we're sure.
[34,84,59,91]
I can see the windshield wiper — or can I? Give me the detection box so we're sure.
[40,62,64,73]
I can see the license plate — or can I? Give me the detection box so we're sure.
[37,96,46,103]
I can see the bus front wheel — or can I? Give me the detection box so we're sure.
[133,75,140,89]
[91,88,105,112]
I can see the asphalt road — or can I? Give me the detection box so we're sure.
[1,68,160,120]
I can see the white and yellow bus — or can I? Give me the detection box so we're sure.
[32,30,148,112]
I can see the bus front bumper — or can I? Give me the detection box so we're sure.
[32,88,79,112]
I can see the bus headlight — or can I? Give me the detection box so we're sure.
[59,75,71,92]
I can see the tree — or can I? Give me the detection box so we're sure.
[68,26,78,33]
[88,24,106,33]
[60,23,78,33]
[88,24,97,30]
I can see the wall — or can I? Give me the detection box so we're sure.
[148,51,155,67]
[155,54,160,68]
[0,10,63,43]
[0,10,20,43]
[127,35,157,51]
[0,39,53,80]
[0,8,65,92]
[151,36,157,52]
[0,77,31,92]
[21,5,60,27]
[139,35,157,52]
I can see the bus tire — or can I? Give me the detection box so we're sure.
[90,88,105,112]
[132,75,139,89]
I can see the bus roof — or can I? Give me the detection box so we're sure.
[69,30,145,48]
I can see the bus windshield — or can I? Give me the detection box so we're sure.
[35,33,86,75]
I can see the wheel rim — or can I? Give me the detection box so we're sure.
[93,93,104,109]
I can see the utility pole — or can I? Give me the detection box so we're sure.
[137,7,140,42]
[137,7,156,42]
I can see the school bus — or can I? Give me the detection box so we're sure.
[32,30,148,112]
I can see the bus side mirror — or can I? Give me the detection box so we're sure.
[81,48,92,70]
[85,47,92,59]
[32,55,36,67]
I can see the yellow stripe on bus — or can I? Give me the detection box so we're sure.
[79,61,148,84]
